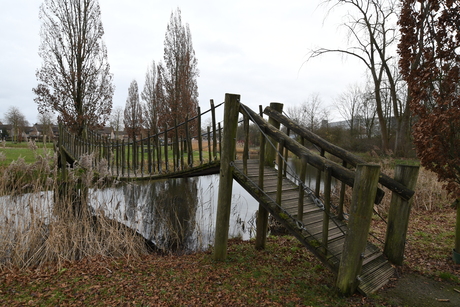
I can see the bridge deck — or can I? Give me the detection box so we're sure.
[232,159,394,295]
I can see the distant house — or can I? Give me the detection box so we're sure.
[0,124,11,140]
[95,127,127,141]
[97,126,114,139]
[27,124,59,141]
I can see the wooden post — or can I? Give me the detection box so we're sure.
[140,137,144,176]
[338,161,347,220]
[197,107,203,165]
[322,166,332,253]
[164,126,169,172]
[121,139,125,177]
[185,116,190,166]
[218,122,222,159]
[174,120,179,171]
[207,126,212,162]
[276,140,284,206]
[283,128,290,177]
[315,149,325,197]
[384,164,420,265]
[336,164,381,296]
[147,133,152,174]
[211,100,218,160]
[243,112,249,175]
[213,93,240,261]
[297,155,308,221]
[265,103,283,167]
[255,127,268,250]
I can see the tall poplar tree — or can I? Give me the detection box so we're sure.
[33,0,114,136]
[142,60,163,135]
[163,8,199,135]
[124,80,143,141]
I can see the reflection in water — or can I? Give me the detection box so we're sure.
[1,160,335,255]
[92,175,258,253]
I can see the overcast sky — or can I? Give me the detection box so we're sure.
[0,0,365,126]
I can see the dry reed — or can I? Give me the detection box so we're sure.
[0,142,150,270]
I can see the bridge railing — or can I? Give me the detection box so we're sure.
[58,100,224,179]
[222,97,418,294]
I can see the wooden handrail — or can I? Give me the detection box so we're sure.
[240,103,385,204]
[264,106,415,201]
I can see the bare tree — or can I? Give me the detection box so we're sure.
[33,0,114,137]
[4,107,29,142]
[286,94,329,132]
[311,0,411,155]
[141,60,162,135]
[335,83,377,138]
[109,106,124,138]
[37,111,55,141]
[163,8,199,135]
[124,80,143,141]
[335,84,364,136]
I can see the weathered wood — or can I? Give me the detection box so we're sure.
[336,164,381,296]
[276,140,284,206]
[214,93,241,261]
[197,107,203,165]
[207,126,212,163]
[264,106,415,201]
[211,100,218,160]
[243,112,249,175]
[322,166,332,253]
[255,130,268,250]
[384,164,420,265]
[242,104,385,204]
[186,116,192,167]
[218,122,222,160]
[265,102,283,167]
[315,149,325,197]
[121,139,125,176]
[338,161,347,220]
[140,137,144,176]
[283,128,290,177]
[297,155,308,221]
[164,126,169,172]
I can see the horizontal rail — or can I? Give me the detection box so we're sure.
[264,106,414,201]
[241,103,384,204]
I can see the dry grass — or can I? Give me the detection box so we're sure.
[0,142,150,270]
[378,160,451,212]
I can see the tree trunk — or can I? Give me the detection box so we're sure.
[456,199,460,253]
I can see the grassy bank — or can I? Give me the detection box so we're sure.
[0,144,459,305]
[0,141,53,166]
[0,236,385,306]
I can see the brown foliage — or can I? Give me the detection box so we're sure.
[399,0,460,198]
[163,8,199,137]
[33,0,114,135]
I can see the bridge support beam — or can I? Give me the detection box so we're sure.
[336,164,380,296]
[213,93,240,261]
[265,103,283,167]
[384,164,420,265]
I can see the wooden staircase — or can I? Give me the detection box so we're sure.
[232,159,394,295]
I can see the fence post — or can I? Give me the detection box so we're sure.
[336,164,381,296]
[255,126,268,250]
[265,103,283,167]
[384,164,420,265]
[213,93,241,261]
[297,154,308,221]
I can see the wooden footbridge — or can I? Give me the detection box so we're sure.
[58,93,419,296]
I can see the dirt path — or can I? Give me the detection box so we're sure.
[380,273,460,306]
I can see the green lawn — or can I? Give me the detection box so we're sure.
[0,142,53,166]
